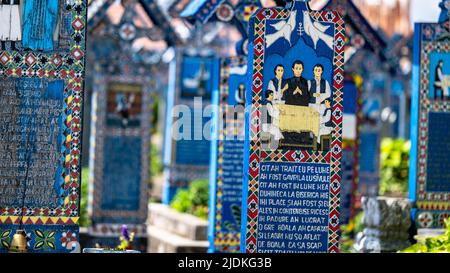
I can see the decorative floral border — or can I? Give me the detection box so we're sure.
[0,224,79,253]
[244,6,345,253]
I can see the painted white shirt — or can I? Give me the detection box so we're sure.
[268,79,285,101]
[262,103,283,141]
[0,1,22,41]
[308,78,331,105]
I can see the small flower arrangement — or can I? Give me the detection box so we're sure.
[89,225,136,252]
[117,225,135,251]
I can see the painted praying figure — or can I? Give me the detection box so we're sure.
[0,0,22,49]
[282,60,310,106]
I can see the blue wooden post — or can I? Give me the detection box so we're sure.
[408,0,450,229]
[178,0,264,253]
[162,51,220,204]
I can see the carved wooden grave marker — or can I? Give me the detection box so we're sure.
[240,0,345,253]
[0,0,88,253]
[208,57,247,253]
[88,72,152,244]
[409,2,450,229]
[162,51,220,204]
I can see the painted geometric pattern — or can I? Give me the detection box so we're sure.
[245,7,345,253]
[213,57,246,252]
[0,1,87,226]
[416,25,450,209]
[89,73,152,228]
[0,224,80,253]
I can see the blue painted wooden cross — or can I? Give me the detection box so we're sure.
[86,0,176,250]
[0,0,88,253]
[240,0,346,253]
[181,0,264,253]
[409,0,450,230]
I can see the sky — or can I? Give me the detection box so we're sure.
[410,0,442,24]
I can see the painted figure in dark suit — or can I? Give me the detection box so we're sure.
[282,60,310,106]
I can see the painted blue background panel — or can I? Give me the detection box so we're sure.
[343,80,357,114]
[360,132,378,173]
[219,139,244,233]
[426,112,450,192]
[180,56,215,99]
[358,131,379,196]
[174,113,211,165]
[101,136,142,212]
[340,149,354,224]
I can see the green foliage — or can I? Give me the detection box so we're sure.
[339,211,364,253]
[170,179,209,220]
[353,211,365,234]
[79,167,90,228]
[150,143,163,176]
[399,217,450,253]
[151,95,159,134]
[380,138,410,196]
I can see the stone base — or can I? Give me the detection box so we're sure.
[354,197,412,253]
[147,203,209,253]
[148,203,208,240]
[415,228,446,244]
[354,228,411,253]
[147,225,209,253]
[417,228,446,237]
